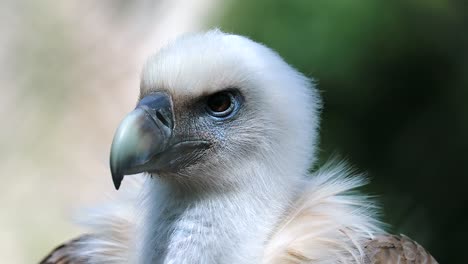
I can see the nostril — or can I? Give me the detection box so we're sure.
[156,110,170,128]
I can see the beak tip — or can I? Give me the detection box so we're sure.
[112,172,123,190]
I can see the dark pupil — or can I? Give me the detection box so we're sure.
[208,93,231,112]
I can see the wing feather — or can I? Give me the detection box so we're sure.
[39,235,91,264]
[364,234,438,264]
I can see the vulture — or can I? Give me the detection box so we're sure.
[41,30,437,264]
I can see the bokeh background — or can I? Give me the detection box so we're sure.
[1,0,466,263]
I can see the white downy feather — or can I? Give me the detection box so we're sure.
[72,162,384,264]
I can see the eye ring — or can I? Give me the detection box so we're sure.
[206,91,236,118]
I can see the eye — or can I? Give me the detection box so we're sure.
[206,91,236,118]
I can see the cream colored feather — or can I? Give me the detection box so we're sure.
[263,162,383,264]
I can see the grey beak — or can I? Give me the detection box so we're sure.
[110,93,173,190]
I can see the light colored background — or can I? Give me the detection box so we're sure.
[0,0,220,262]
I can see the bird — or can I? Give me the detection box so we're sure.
[40,30,437,264]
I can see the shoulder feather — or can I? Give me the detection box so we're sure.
[263,161,384,264]
[39,235,92,264]
[40,175,146,264]
[364,234,438,264]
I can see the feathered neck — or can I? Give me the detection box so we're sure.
[73,162,383,264]
[135,166,300,264]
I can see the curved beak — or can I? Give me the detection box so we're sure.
[110,93,173,190]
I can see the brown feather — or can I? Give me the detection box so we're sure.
[39,235,92,264]
[364,234,438,264]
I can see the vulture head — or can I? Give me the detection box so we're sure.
[110,30,321,193]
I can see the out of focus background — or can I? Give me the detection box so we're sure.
[0,0,466,263]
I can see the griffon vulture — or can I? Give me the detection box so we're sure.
[41,30,437,264]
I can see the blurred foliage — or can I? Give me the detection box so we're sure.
[219,0,468,262]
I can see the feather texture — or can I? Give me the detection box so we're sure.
[263,162,384,264]
[364,234,438,264]
[40,235,91,264]
[40,163,438,263]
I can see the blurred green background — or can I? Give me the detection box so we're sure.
[0,0,466,263]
